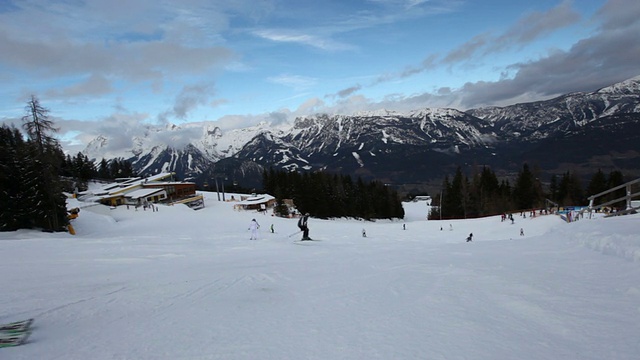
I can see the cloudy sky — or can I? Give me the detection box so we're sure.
[1,0,639,154]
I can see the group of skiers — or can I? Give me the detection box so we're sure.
[250,213,533,243]
[248,215,477,242]
[248,212,311,241]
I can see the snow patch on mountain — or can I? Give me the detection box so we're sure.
[352,152,364,167]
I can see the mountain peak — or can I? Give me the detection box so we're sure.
[595,76,640,95]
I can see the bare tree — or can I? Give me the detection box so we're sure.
[22,95,58,154]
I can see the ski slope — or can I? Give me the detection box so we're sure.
[1,192,639,359]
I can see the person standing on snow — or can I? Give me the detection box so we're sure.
[248,218,260,240]
[298,213,311,240]
[466,233,473,242]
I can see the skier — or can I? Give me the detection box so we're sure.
[362,228,367,237]
[466,233,473,242]
[298,213,311,240]
[520,228,524,236]
[270,224,274,233]
[248,218,260,240]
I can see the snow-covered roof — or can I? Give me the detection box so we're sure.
[145,181,195,186]
[125,188,166,200]
[91,173,175,197]
[235,194,275,206]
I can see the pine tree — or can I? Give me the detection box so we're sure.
[21,96,69,232]
[607,170,626,209]
[479,166,501,215]
[513,163,543,210]
[439,175,452,219]
[0,126,31,231]
[557,171,584,206]
[448,167,466,218]
[586,169,608,204]
[98,158,110,179]
[548,175,559,203]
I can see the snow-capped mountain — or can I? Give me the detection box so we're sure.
[83,76,640,190]
[83,121,280,183]
[467,76,640,141]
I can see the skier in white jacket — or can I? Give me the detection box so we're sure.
[248,219,260,240]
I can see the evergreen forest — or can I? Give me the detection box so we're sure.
[430,164,629,220]
[262,168,405,220]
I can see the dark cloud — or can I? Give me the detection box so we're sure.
[46,74,113,99]
[335,0,640,110]
[491,0,581,50]
[155,84,216,125]
[457,0,640,108]
[361,2,583,86]
[596,0,640,30]
[0,32,234,84]
[442,34,490,64]
[336,85,362,98]
[172,84,215,120]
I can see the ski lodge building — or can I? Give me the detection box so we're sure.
[232,194,277,212]
[78,173,203,209]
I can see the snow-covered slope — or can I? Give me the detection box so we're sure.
[1,195,639,359]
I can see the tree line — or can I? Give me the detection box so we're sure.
[59,155,136,191]
[1,96,69,231]
[430,164,629,220]
[1,96,136,232]
[262,168,405,220]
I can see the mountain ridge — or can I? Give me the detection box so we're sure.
[82,76,640,192]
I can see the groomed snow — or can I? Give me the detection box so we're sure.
[1,192,639,359]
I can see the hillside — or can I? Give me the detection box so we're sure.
[1,194,639,359]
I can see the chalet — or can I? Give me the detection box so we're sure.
[79,173,200,208]
[412,195,432,205]
[142,181,197,202]
[233,194,277,212]
[125,188,167,205]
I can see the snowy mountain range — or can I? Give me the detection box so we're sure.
[83,76,640,191]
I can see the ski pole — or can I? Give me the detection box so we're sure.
[287,230,302,238]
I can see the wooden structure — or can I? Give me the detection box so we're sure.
[142,182,196,202]
[233,194,277,212]
[80,173,199,208]
[585,177,640,217]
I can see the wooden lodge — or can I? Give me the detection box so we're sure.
[79,173,200,208]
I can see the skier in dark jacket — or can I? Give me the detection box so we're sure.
[466,233,473,242]
[298,213,310,240]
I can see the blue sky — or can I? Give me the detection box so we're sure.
[1,0,639,153]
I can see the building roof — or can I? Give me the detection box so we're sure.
[144,181,195,186]
[235,194,275,206]
[81,172,176,201]
[125,188,166,200]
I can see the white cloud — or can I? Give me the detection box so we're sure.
[267,74,318,90]
[252,29,354,51]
